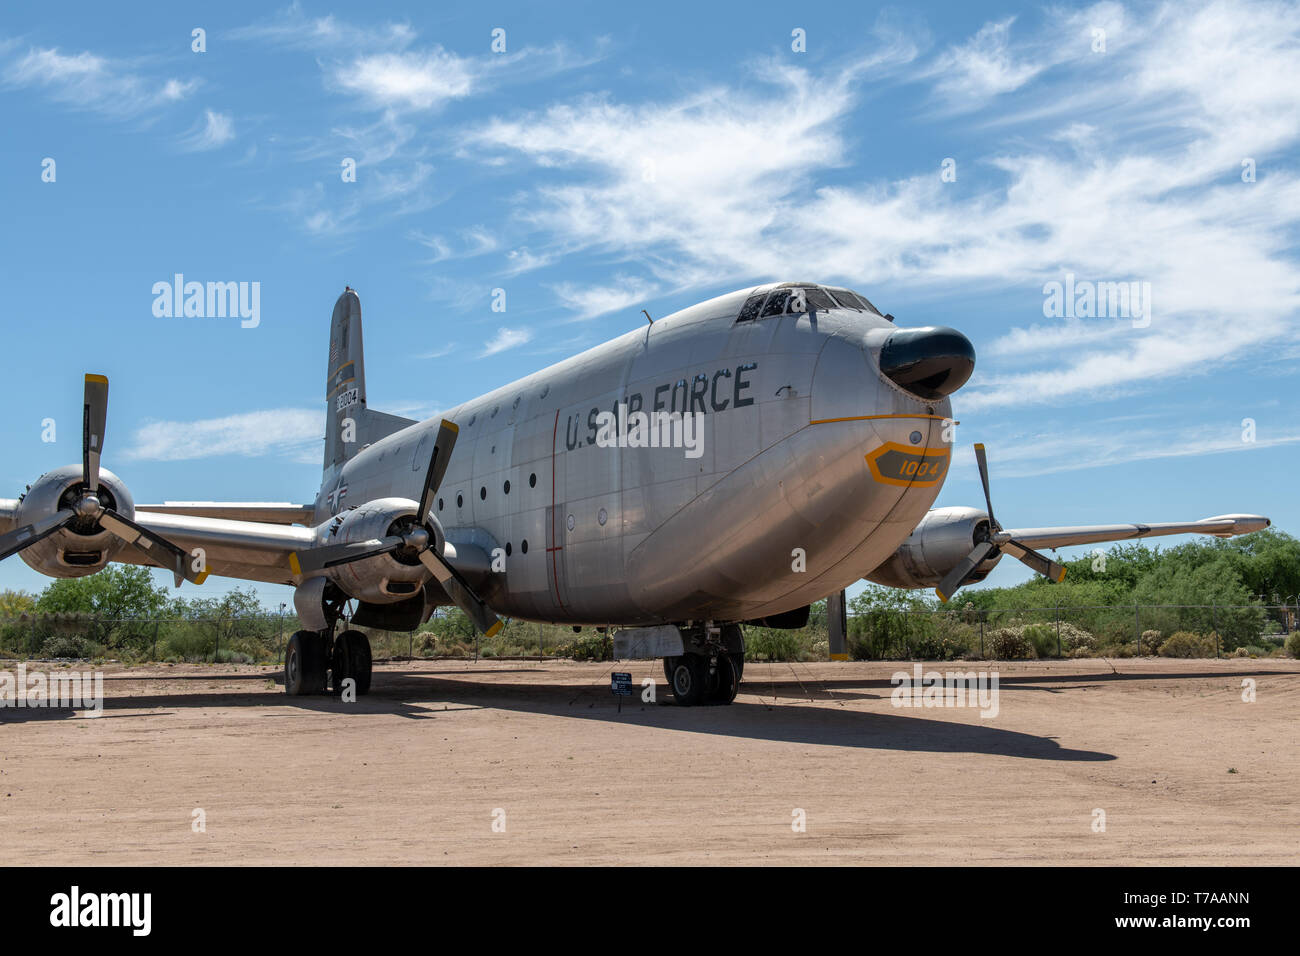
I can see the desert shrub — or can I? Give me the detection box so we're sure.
[569,633,611,662]
[811,640,829,660]
[1158,631,1218,658]
[1287,632,1300,659]
[1139,629,1164,655]
[38,634,91,659]
[1022,624,1060,658]
[1059,623,1098,652]
[985,628,1034,660]
[746,628,804,662]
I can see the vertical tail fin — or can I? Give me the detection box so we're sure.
[322,287,417,486]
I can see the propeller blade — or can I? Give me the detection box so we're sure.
[417,420,459,524]
[973,442,997,531]
[83,374,109,493]
[98,510,208,587]
[0,509,75,562]
[289,536,405,576]
[1001,538,1067,583]
[935,540,998,603]
[418,548,502,637]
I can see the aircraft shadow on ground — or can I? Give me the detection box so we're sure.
[13,666,1258,761]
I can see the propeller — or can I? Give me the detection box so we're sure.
[0,375,208,587]
[935,443,1066,603]
[289,420,503,637]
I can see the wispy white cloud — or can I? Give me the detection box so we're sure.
[550,275,660,321]
[332,49,474,110]
[928,18,1042,103]
[417,343,456,359]
[469,0,1300,413]
[180,109,235,151]
[1,45,197,117]
[480,327,533,357]
[124,409,321,462]
[954,421,1300,480]
[228,3,415,51]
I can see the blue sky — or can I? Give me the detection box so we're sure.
[2,0,1298,609]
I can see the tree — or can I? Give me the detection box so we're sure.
[35,566,170,650]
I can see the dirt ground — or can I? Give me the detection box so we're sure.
[1,656,1296,865]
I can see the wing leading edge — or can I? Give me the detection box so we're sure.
[993,513,1270,551]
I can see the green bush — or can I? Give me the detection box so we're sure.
[1286,632,1300,659]
[1022,624,1060,658]
[1158,631,1218,658]
[38,634,90,659]
[746,628,804,661]
[986,628,1034,659]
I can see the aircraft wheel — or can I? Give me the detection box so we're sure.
[663,656,678,687]
[670,655,707,706]
[335,629,372,695]
[285,630,327,695]
[707,653,740,705]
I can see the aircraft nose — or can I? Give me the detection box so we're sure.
[878,326,975,400]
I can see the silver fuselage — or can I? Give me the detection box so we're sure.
[317,288,953,625]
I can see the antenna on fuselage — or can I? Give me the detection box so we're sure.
[642,309,653,325]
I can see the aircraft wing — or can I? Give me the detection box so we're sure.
[993,513,1270,551]
[113,511,316,585]
[135,502,316,525]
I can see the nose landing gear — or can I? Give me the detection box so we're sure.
[664,623,744,706]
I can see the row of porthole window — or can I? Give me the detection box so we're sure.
[438,471,540,512]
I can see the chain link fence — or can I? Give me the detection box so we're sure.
[0,603,1295,664]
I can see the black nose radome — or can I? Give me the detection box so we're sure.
[879,326,976,400]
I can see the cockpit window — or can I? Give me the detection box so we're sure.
[829,287,885,317]
[800,287,837,312]
[760,289,791,317]
[737,292,765,323]
[735,284,887,323]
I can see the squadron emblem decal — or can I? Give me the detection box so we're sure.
[866,443,950,488]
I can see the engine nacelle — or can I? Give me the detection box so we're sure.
[14,465,135,577]
[318,497,442,604]
[864,506,1000,590]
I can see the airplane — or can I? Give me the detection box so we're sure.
[0,284,1270,705]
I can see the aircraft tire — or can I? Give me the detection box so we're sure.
[334,629,372,696]
[670,655,707,706]
[285,630,327,695]
[707,653,740,704]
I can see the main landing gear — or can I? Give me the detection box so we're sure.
[662,623,744,706]
[284,628,373,696]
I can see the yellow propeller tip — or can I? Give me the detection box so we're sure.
[935,588,949,603]
[485,619,503,638]
[288,553,301,576]
[194,570,209,585]
[443,421,459,434]
[85,373,108,384]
